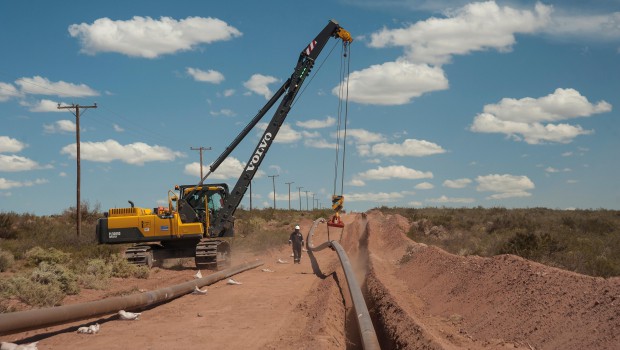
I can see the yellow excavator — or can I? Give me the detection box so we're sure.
[96,20,352,269]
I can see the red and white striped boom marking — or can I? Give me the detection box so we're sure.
[304,40,317,56]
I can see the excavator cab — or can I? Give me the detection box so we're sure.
[176,184,230,231]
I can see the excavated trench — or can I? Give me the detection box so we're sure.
[341,214,441,350]
[346,216,396,349]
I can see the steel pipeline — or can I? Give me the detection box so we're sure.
[306,218,380,350]
[0,259,263,336]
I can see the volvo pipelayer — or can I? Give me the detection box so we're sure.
[96,20,352,269]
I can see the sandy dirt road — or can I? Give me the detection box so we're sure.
[3,211,620,349]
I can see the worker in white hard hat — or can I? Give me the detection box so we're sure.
[288,224,304,264]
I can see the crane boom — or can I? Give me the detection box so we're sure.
[209,19,352,237]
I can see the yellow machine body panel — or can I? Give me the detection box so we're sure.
[101,207,203,244]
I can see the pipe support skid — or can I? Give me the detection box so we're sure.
[307,219,380,350]
[0,259,263,336]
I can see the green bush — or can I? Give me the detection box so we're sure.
[0,250,15,272]
[79,258,112,289]
[0,212,19,239]
[25,246,71,266]
[110,254,149,279]
[31,261,80,295]
[9,275,66,307]
[379,206,620,277]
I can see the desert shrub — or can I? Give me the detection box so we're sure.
[31,261,80,295]
[0,212,19,239]
[25,246,71,266]
[499,231,539,259]
[9,275,65,307]
[0,250,15,272]
[238,216,267,237]
[110,254,149,279]
[79,258,112,289]
[577,217,615,234]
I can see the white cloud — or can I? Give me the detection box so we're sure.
[184,157,265,180]
[304,138,337,149]
[544,12,620,41]
[210,109,235,117]
[296,116,336,129]
[0,155,47,172]
[222,89,235,97]
[60,139,184,165]
[369,2,551,65]
[113,124,125,132]
[0,178,48,190]
[415,182,434,190]
[426,195,475,204]
[0,82,21,101]
[348,179,366,187]
[481,88,611,123]
[243,74,279,99]
[470,88,610,144]
[346,191,407,203]
[443,178,472,188]
[356,165,433,181]
[545,167,571,174]
[476,174,535,199]
[334,60,448,105]
[23,99,66,113]
[69,16,241,58]
[333,128,386,144]
[368,138,446,157]
[301,131,321,138]
[44,120,76,133]
[15,76,98,97]
[0,136,26,153]
[257,123,300,143]
[408,201,423,207]
[186,67,225,84]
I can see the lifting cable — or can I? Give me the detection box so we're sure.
[327,40,351,233]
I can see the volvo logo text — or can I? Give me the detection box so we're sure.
[247,132,272,171]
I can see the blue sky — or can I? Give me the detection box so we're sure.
[1,0,619,215]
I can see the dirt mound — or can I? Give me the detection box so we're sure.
[358,210,620,349]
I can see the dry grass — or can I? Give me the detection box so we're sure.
[378,206,620,278]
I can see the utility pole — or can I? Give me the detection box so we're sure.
[315,198,319,210]
[304,190,310,211]
[285,182,294,210]
[190,146,211,180]
[312,193,316,210]
[268,174,279,209]
[297,186,303,211]
[57,103,97,237]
